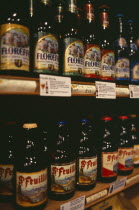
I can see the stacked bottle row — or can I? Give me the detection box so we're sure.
[0,114,139,209]
[0,0,139,85]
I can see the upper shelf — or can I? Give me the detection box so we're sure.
[0,75,130,97]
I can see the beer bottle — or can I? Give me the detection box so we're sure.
[32,0,59,75]
[0,0,30,75]
[77,119,97,191]
[127,20,139,84]
[114,14,130,85]
[118,116,134,175]
[0,121,16,202]
[98,116,118,183]
[53,0,65,39]
[98,5,115,82]
[129,114,139,167]
[15,122,48,209]
[62,0,84,81]
[49,121,76,200]
[83,0,101,82]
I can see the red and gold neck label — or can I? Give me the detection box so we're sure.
[118,148,134,171]
[0,24,30,71]
[51,161,76,194]
[101,152,118,178]
[100,12,110,29]
[77,157,97,185]
[16,169,47,207]
[0,164,14,195]
[84,4,95,22]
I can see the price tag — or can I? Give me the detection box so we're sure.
[72,84,96,95]
[108,177,127,195]
[95,81,116,99]
[40,75,71,97]
[60,195,85,210]
[86,189,108,204]
[126,174,139,185]
[129,85,139,98]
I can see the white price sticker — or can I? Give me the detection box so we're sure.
[95,81,116,99]
[72,84,96,95]
[129,85,139,98]
[60,195,85,210]
[108,177,127,195]
[40,75,71,97]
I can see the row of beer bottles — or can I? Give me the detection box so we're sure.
[0,0,139,85]
[0,114,139,208]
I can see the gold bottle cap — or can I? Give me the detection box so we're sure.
[23,123,37,129]
[129,114,137,118]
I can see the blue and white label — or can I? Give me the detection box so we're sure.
[115,57,130,80]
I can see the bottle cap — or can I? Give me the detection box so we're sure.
[128,114,137,118]
[118,116,128,120]
[57,121,67,125]
[101,116,112,121]
[23,123,38,129]
[81,119,89,123]
[115,13,124,17]
[99,5,110,9]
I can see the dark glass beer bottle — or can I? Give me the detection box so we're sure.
[127,20,139,84]
[76,119,97,191]
[62,0,84,81]
[15,123,48,209]
[0,0,30,75]
[118,116,134,175]
[114,14,130,85]
[98,116,118,183]
[83,0,101,82]
[129,114,139,167]
[49,121,76,200]
[32,0,59,75]
[0,121,16,202]
[98,5,115,82]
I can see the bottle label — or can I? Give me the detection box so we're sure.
[0,24,30,71]
[131,61,139,82]
[134,145,139,165]
[63,38,84,76]
[16,169,47,207]
[101,49,115,80]
[118,148,134,171]
[100,12,110,28]
[115,58,130,80]
[84,4,94,21]
[115,37,127,48]
[34,34,59,74]
[84,45,101,78]
[51,161,76,194]
[77,157,97,185]
[101,152,118,177]
[0,164,13,195]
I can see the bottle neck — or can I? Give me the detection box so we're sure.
[83,2,95,24]
[99,10,110,31]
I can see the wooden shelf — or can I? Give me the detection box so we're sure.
[1,168,139,210]
[0,75,130,97]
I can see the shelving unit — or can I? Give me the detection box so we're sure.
[1,168,139,210]
[0,75,130,97]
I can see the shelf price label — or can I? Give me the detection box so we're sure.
[95,81,116,99]
[129,85,139,98]
[72,84,96,95]
[60,195,85,210]
[108,177,127,195]
[40,75,71,97]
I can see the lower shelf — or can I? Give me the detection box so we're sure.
[1,167,139,210]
